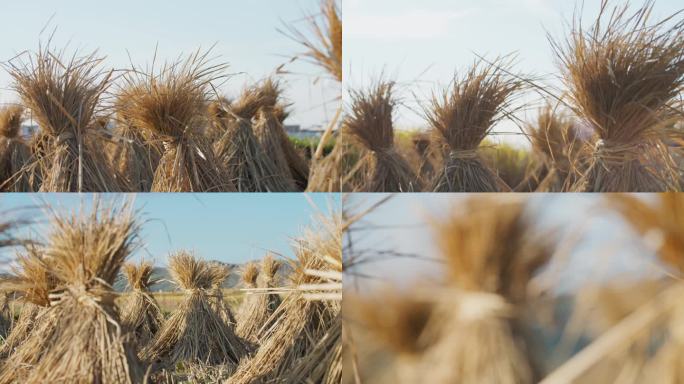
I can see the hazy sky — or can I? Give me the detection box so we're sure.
[344,0,683,145]
[0,193,339,267]
[0,0,340,128]
[344,194,665,295]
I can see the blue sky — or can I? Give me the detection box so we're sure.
[345,194,665,295]
[344,0,683,145]
[0,193,339,267]
[0,0,340,128]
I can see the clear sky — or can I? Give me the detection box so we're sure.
[0,193,339,267]
[344,194,664,296]
[344,0,683,145]
[0,0,340,128]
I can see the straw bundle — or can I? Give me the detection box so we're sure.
[207,262,237,326]
[519,106,582,192]
[24,202,143,383]
[0,105,33,192]
[235,255,282,343]
[284,211,343,384]
[355,291,435,384]
[120,261,163,348]
[345,82,419,192]
[230,218,339,384]
[117,50,235,192]
[0,245,55,369]
[552,0,684,192]
[212,86,296,192]
[419,198,551,384]
[107,118,162,192]
[8,201,145,384]
[140,251,246,367]
[252,79,309,191]
[6,46,124,192]
[426,58,522,192]
[307,130,369,192]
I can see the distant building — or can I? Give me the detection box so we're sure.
[284,124,326,139]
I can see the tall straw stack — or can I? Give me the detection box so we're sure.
[285,214,343,384]
[207,262,237,326]
[120,261,163,348]
[212,85,296,192]
[552,0,684,192]
[107,116,162,192]
[419,198,551,383]
[0,105,34,191]
[345,81,419,192]
[230,214,340,384]
[0,245,57,381]
[519,105,582,192]
[18,201,144,383]
[6,46,124,192]
[140,251,246,367]
[355,291,435,384]
[426,58,522,192]
[117,50,235,192]
[252,79,309,190]
[235,254,282,343]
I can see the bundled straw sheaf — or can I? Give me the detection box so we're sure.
[6,46,124,192]
[212,84,296,192]
[426,58,522,192]
[235,255,282,343]
[107,118,162,192]
[418,198,551,384]
[117,50,235,192]
[140,251,246,367]
[552,0,684,192]
[0,244,54,368]
[120,261,163,348]
[207,261,237,326]
[608,194,684,382]
[252,79,308,190]
[355,291,435,384]
[10,201,144,384]
[519,105,583,192]
[345,81,419,192]
[230,213,340,384]
[0,105,34,191]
